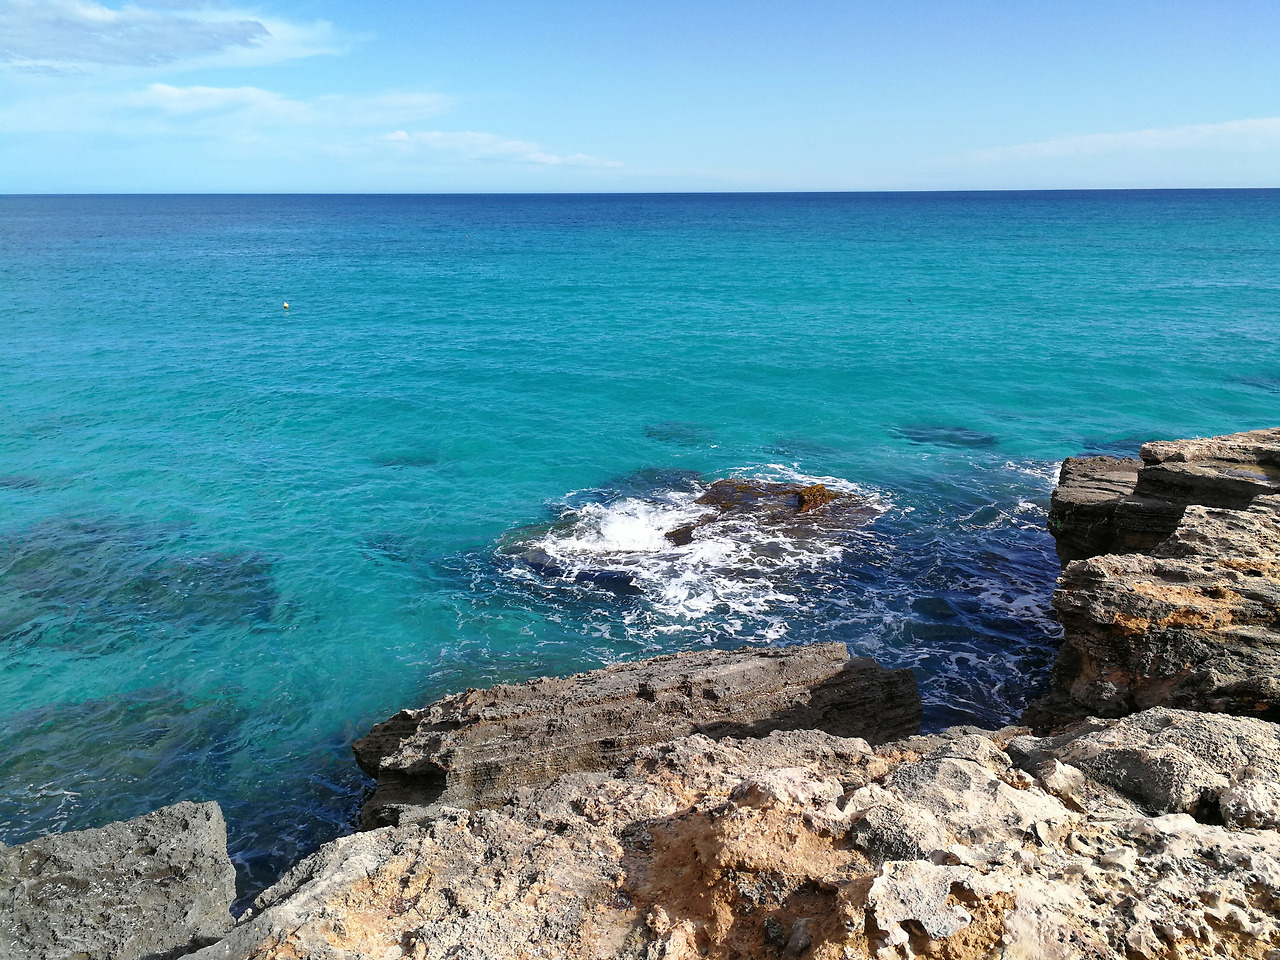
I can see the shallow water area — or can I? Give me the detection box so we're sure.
[2,190,1277,903]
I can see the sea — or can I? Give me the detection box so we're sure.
[2,190,1277,900]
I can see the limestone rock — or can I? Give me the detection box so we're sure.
[1016,707,1280,826]
[353,643,921,827]
[1137,429,1280,510]
[1030,494,1280,725]
[1047,427,1280,566]
[0,801,235,960]
[191,712,1280,960]
[1048,455,1177,564]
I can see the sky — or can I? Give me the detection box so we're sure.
[1,0,1277,192]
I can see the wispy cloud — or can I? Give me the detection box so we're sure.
[0,84,451,135]
[383,130,622,168]
[0,0,340,72]
[134,84,450,126]
[968,118,1280,163]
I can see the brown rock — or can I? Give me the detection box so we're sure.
[1028,494,1280,728]
[1047,428,1280,567]
[661,478,877,544]
[353,643,920,828]
[1047,456,1180,565]
[797,483,837,513]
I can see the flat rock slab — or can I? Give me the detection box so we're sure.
[0,801,236,960]
[353,642,920,827]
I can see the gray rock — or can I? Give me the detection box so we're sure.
[353,642,920,827]
[848,795,951,862]
[884,741,1071,845]
[1028,707,1280,825]
[0,801,235,960]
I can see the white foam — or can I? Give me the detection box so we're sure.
[1002,459,1061,488]
[512,469,887,631]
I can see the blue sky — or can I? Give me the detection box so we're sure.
[1,0,1277,192]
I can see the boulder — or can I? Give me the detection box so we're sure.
[1011,707,1280,827]
[353,642,920,827]
[0,801,236,960]
[662,478,878,545]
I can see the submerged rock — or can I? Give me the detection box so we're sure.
[192,709,1280,960]
[893,424,1000,448]
[352,642,920,828]
[0,801,235,960]
[0,517,278,649]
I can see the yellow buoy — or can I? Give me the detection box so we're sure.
[283,302,289,309]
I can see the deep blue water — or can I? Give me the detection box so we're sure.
[2,191,1277,899]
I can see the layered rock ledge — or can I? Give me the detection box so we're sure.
[354,642,921,828]
[1032,428,1280,727]
[1049,427,1280,565]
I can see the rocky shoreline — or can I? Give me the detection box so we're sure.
[4,429,1280,959]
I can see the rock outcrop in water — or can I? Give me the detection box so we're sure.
[0,801,235,960]
[1032,428,1280,727]
[664,479,870,546]
[353,643,921,828]
[192,708,1280,960]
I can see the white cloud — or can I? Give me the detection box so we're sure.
[382,129,622,168]
[0,84,451,135]
[0,0,340,71]
[129,84,450,125]
[968,118,1280,163]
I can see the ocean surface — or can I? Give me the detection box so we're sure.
[2,190,1277,900]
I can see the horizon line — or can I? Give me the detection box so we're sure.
[3,186,1279,198]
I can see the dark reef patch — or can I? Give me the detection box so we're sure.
[0,517,277,651]
[643,421,710,446]
[893,425,999,449]
[371,452,439,469]
[1233,373,1280,395]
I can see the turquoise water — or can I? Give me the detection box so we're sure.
[2,191,1277,898]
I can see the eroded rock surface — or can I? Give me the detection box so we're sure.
[1030,493,1280,726]
[354,643,920,827]
[1049,427,1280,566]
[0,801,235,960]
[193,710,1280,960]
